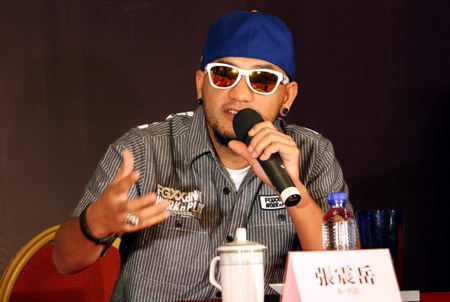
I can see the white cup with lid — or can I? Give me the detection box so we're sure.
[209,228,267,302]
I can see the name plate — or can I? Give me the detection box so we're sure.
[281,249,401,302]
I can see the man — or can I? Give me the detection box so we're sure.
[53,11,350,301]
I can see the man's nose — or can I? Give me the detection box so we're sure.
[228,76,254,102]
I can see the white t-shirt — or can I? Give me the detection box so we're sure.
[226,166,251,191]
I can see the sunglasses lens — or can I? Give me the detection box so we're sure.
[209,66,239,88]
[249,71,279,94]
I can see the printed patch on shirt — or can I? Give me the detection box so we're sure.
[156,184,204,219]
[259,195,285,210]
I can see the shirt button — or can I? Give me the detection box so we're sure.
[223,187,231,195]
[278,214,286,221]
[175,219,182,228]
[226,235,234,242]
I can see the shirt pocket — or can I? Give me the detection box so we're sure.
[129,215,211,287]
[246,209,297,284]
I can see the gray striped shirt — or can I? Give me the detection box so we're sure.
[72,106,350,301]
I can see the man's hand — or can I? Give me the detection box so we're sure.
[86,149,170,238]
[228,120,300,191]
[229,121,325,251]
[53,149,170,274]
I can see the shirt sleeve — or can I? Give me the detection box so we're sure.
[70,144,126,218]
[304,136,352,214]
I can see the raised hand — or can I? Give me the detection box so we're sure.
[228,120,300,191]
[86,149,170,237]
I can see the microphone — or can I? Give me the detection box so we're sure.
[233,108,301,207]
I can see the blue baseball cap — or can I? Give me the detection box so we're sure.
[201,11,296,81]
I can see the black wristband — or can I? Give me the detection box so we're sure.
[79,205,116,245]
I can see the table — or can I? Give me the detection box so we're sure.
[421,291,450,302]
[176,292,450,301]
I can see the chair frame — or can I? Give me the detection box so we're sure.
[0,224,120,301]
[0,225,60,300]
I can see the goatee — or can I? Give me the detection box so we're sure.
[213,128,235,147]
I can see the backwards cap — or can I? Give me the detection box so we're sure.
[200,11,296,81]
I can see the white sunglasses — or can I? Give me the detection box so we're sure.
[204,63,290,95]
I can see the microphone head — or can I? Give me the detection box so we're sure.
[233,108,264,143]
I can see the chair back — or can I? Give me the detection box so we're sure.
[0,225,121,302]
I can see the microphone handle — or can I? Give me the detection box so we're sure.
[243,136,301,207]
[257,154,301,207]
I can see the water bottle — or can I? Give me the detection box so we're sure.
[322,192,357,250]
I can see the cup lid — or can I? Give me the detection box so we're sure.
[217,228,267,252]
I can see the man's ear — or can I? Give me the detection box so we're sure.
[196,70,205,99]
[280,81,298,114]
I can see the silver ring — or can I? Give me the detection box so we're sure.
[125,212,139,226]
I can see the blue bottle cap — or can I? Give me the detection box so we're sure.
[327,192,347,204]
